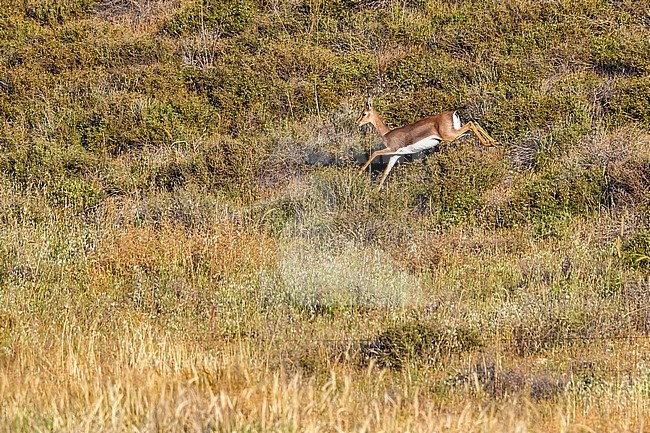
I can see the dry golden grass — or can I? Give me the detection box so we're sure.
[89,220,276,283]
[2,319,649,432]
[1,193,648,432]
[0,156,647,431]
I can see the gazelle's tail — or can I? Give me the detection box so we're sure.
[452,111,462,130]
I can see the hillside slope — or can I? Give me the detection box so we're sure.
[1,0,650,431]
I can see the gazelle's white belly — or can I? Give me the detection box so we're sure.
[393,136,441,155]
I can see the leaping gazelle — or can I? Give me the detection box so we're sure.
[356,98,498,189]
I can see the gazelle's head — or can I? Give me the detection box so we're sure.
[356,97,375,126]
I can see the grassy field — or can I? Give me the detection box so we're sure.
[1,0,650,431]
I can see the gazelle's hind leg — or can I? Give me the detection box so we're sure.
[471,122,499,146]
[377,155,400,190]
[455,122,498,147]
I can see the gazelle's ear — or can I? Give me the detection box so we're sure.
[366,97,373,110]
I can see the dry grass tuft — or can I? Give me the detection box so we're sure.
[579,127,650,209]
[94,0,180,28]
[508,130,543,170]
[90,221,277,285]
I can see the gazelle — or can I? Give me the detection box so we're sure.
[356,98,498,189]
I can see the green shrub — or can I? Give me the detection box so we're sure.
[183,40,372,129]
[149,160,189,192]
[47,175,102,213]
[187,136,268,196]
[488,89,592,148]
[492,165,608,236]
[31,32,169,73]
[527,168,604,215]
[412,144,506,228]
[362,321,481,369]
[94,35,169,68]
[622,230,650,269]
[591,33,649,78]
[163,0,257,37]
[0,143,49,190]
[24,0,95,25]
[607,77,650,126]
[183,64,268,131]
[321,0,361,16]
[595,267,625,298]
[79,96,198,155]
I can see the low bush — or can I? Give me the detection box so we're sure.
[591,32,649,78]
[409,143,507,228]
[362,321,482,368]
[622,229,650,269]
[607,77,650,126]
[163,0,257,37]
[23,0,95,25]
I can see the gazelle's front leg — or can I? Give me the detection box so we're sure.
[377,155,401,190]
[358,147,395,173]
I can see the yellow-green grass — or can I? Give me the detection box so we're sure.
[1,181,649,431]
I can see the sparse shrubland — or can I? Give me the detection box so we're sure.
[1,0,650,431]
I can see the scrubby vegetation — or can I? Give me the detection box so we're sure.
[1,0,649,431]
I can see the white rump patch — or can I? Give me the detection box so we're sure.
[395,136,441,155]
[453,111,462,130]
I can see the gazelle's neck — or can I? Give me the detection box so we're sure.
[370,112,390,137]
